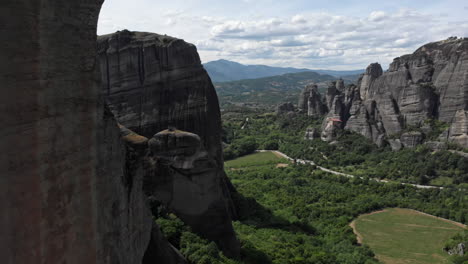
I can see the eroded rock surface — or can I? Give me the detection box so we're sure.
[0,2,167,263]
[1,2,231,263]
[98,30,240,257]
[311,38,468,148]
[298,84,327,116]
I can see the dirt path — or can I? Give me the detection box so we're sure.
[272,151,285,159]
[349,220,363,244]
[257,150,445,190]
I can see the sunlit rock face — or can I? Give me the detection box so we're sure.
[97,30,240,258]
[317,38,468,148]
[298,84,327,117]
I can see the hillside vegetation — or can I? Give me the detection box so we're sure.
[155,155,466,264]
[222,110,468,187]
[215,72,337,109]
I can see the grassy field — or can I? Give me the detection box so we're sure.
[351,208,466,264]
[225,151,288,169]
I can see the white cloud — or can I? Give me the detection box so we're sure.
[98,2,468,70]
[291,15,307,24]
[368,11,386,22]
[195,9,468,69]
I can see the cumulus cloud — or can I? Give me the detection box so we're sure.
[98,3,468,70]
[368,11,386,22]
[291,15,307,24]
[195,9,468,69]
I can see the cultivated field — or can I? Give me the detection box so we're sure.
[225,151,288,169]
[351,208,466,264]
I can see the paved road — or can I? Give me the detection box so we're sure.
[257,150,443,190]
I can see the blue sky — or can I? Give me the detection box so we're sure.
[98,0,468,70]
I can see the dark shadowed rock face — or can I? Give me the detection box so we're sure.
[97,30,222,157]
[1,2,228,264]
[97,30,240,257]
[315,38,468,149]
[146,129,239,257]
[0,2,176,264]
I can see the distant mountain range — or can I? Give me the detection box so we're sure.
[203,59,364,83]
[215,71,341,110]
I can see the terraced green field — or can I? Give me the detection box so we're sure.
[351,208,466,264]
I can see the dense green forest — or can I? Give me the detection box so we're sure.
[153,108,467,264]
[222,109,468,187]
[154,161,467,264]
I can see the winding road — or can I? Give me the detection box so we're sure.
[257,150,444,190]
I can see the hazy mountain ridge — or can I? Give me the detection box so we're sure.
[204,59,364,82]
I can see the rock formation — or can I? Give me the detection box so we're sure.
[314,37,468,149]
[0,2,163,263]
[1,3,236,264]
[97,30,240,257]
[298,84,327,116]
[446,110,468,147]
[358,63,383,100]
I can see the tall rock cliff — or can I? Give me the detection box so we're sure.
[97,30,240,257]
[317,37,468,149]
[1,2,233,264]
[0,2,176,264]
[298,84,327,117]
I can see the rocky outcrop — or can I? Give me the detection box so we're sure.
[358,63,383,100]
[145,129,238,256]
[446,110,468,147]
[97,30,240,257]
[312,38,468,149]
[446,243,466,256]
[388,139,403,151]
[118,123,187,264]
[298,84,327,116]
